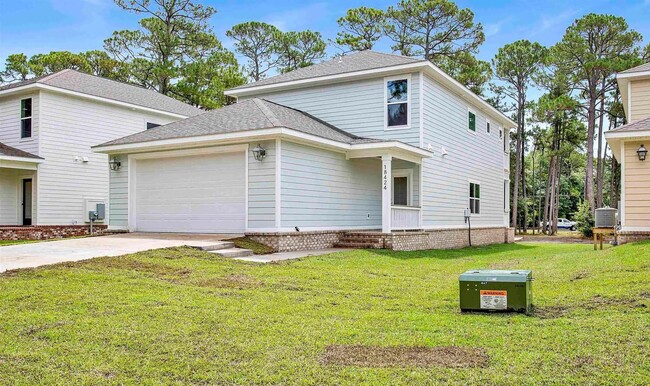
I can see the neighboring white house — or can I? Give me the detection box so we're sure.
[0,69,201,227]
[605,62,650,244]
[94,51,515,251]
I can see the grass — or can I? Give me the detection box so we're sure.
[0,239,42,246]
[0,242,649,385]
[227,236,275,254]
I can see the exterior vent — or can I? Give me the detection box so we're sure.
[595,207,617,228]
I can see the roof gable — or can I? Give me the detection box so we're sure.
[95,98,377,148]
[0,142,43,159]
[620,62,650,74]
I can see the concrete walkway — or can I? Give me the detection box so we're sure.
[235,248,346,263]
[0,233,238,272]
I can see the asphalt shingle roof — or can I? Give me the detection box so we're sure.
[610,116,650,133]
[96,98,388,147]
[0,142,43,159]
[0,70,202,117]
[230,50,425,91]
[620,62,650,74]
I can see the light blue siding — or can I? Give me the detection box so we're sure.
[245,73,421,147]
[247,140,276,229]
[109,157,128,227]
[421,75,507,227]
[280,140,381,229]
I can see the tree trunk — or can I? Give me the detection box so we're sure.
[585,96,596,213]
[596,89,606,209]
[511,98,524,230]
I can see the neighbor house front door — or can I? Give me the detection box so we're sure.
[22,178,32,225]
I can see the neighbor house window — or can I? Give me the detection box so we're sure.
[146,122,160,130]
[469,182,480,215]
[486,120,491,133]
[468,110,476,132]
[386,77,409,128]
[21,98,32,138]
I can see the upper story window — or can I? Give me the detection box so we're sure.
[469,182,481,215]
[503,129,508,153]
[21,98,32,138]
[468,109,476,132]
[385,76,410,129]
[486,119,491,133]
[146,122,161,130]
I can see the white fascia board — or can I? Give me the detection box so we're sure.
[617,70,650,80]
[0,83,189,119]
[225,61,516,130]
[0,155,44,164]
[604,130,650,139]
[92,126,432,161]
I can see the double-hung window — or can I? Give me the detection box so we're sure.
[469,182,481,215]
[21,98,32,138]
[386,77,409,128]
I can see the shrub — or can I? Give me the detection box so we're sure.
[574,201,594,238]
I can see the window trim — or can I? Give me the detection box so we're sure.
[384,74,411,130]
[502,127,508,153]
[392,169,413,206]
[486,118,491,134]
[504,179,509,213]
[467,107,477,134]
[20,98,32,139]
[469,180,481,216]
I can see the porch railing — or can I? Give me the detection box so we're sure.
[391,206,421,230]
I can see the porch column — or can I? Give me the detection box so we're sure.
[382,155,392,233]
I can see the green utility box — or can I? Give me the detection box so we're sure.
[459,270,532,314]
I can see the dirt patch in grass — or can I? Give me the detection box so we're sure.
[189,274,261,289]
[570,271,591,281]
[21,321,69,336]
[87,257,192,278]
[585,295,647,310]
[226,237,275,255]
[532,305,572,319]
[320,345,489,368]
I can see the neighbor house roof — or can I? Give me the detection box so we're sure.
[0,70,202,117]
[608,116,650,133]
[96,98,389,148]
[230,51,424,91]
[619,62,650,74]
[0,142,43,160]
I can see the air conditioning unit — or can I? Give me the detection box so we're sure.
[595,207,617,228]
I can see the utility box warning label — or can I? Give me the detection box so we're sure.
[480,290,507,310]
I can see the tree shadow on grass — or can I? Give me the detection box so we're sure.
[371,242,537,260]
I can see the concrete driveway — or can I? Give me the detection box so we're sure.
[0,233,237,272]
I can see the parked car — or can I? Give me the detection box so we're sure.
[545,218,577,231]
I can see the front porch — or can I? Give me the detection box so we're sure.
[0,143,43,226]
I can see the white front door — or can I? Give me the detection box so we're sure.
[134,151,246,233]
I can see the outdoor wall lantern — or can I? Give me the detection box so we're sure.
[252,144,266,161]
[637,144,648,161]
[109,157,122,171]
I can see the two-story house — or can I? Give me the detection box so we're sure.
[94,51,515,251]
[605,62,650,244]
[0,69,201,235]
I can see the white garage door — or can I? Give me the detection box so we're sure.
[134,151,246,233]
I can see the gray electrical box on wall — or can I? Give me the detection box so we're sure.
[95,203,105,220]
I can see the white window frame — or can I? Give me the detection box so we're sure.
[384,74,411,130]
[20,98,32,139]
[467,107,477,135]
[469,180,481,216]
[504,179,509,213]
[392,169,413,206]
[503,127,509,153]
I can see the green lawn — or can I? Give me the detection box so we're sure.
[1,242,648,385]
[0,239,42,246]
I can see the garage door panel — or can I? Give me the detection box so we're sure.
[134,152,246,233]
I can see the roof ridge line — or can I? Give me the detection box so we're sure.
[253,98,282,127]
